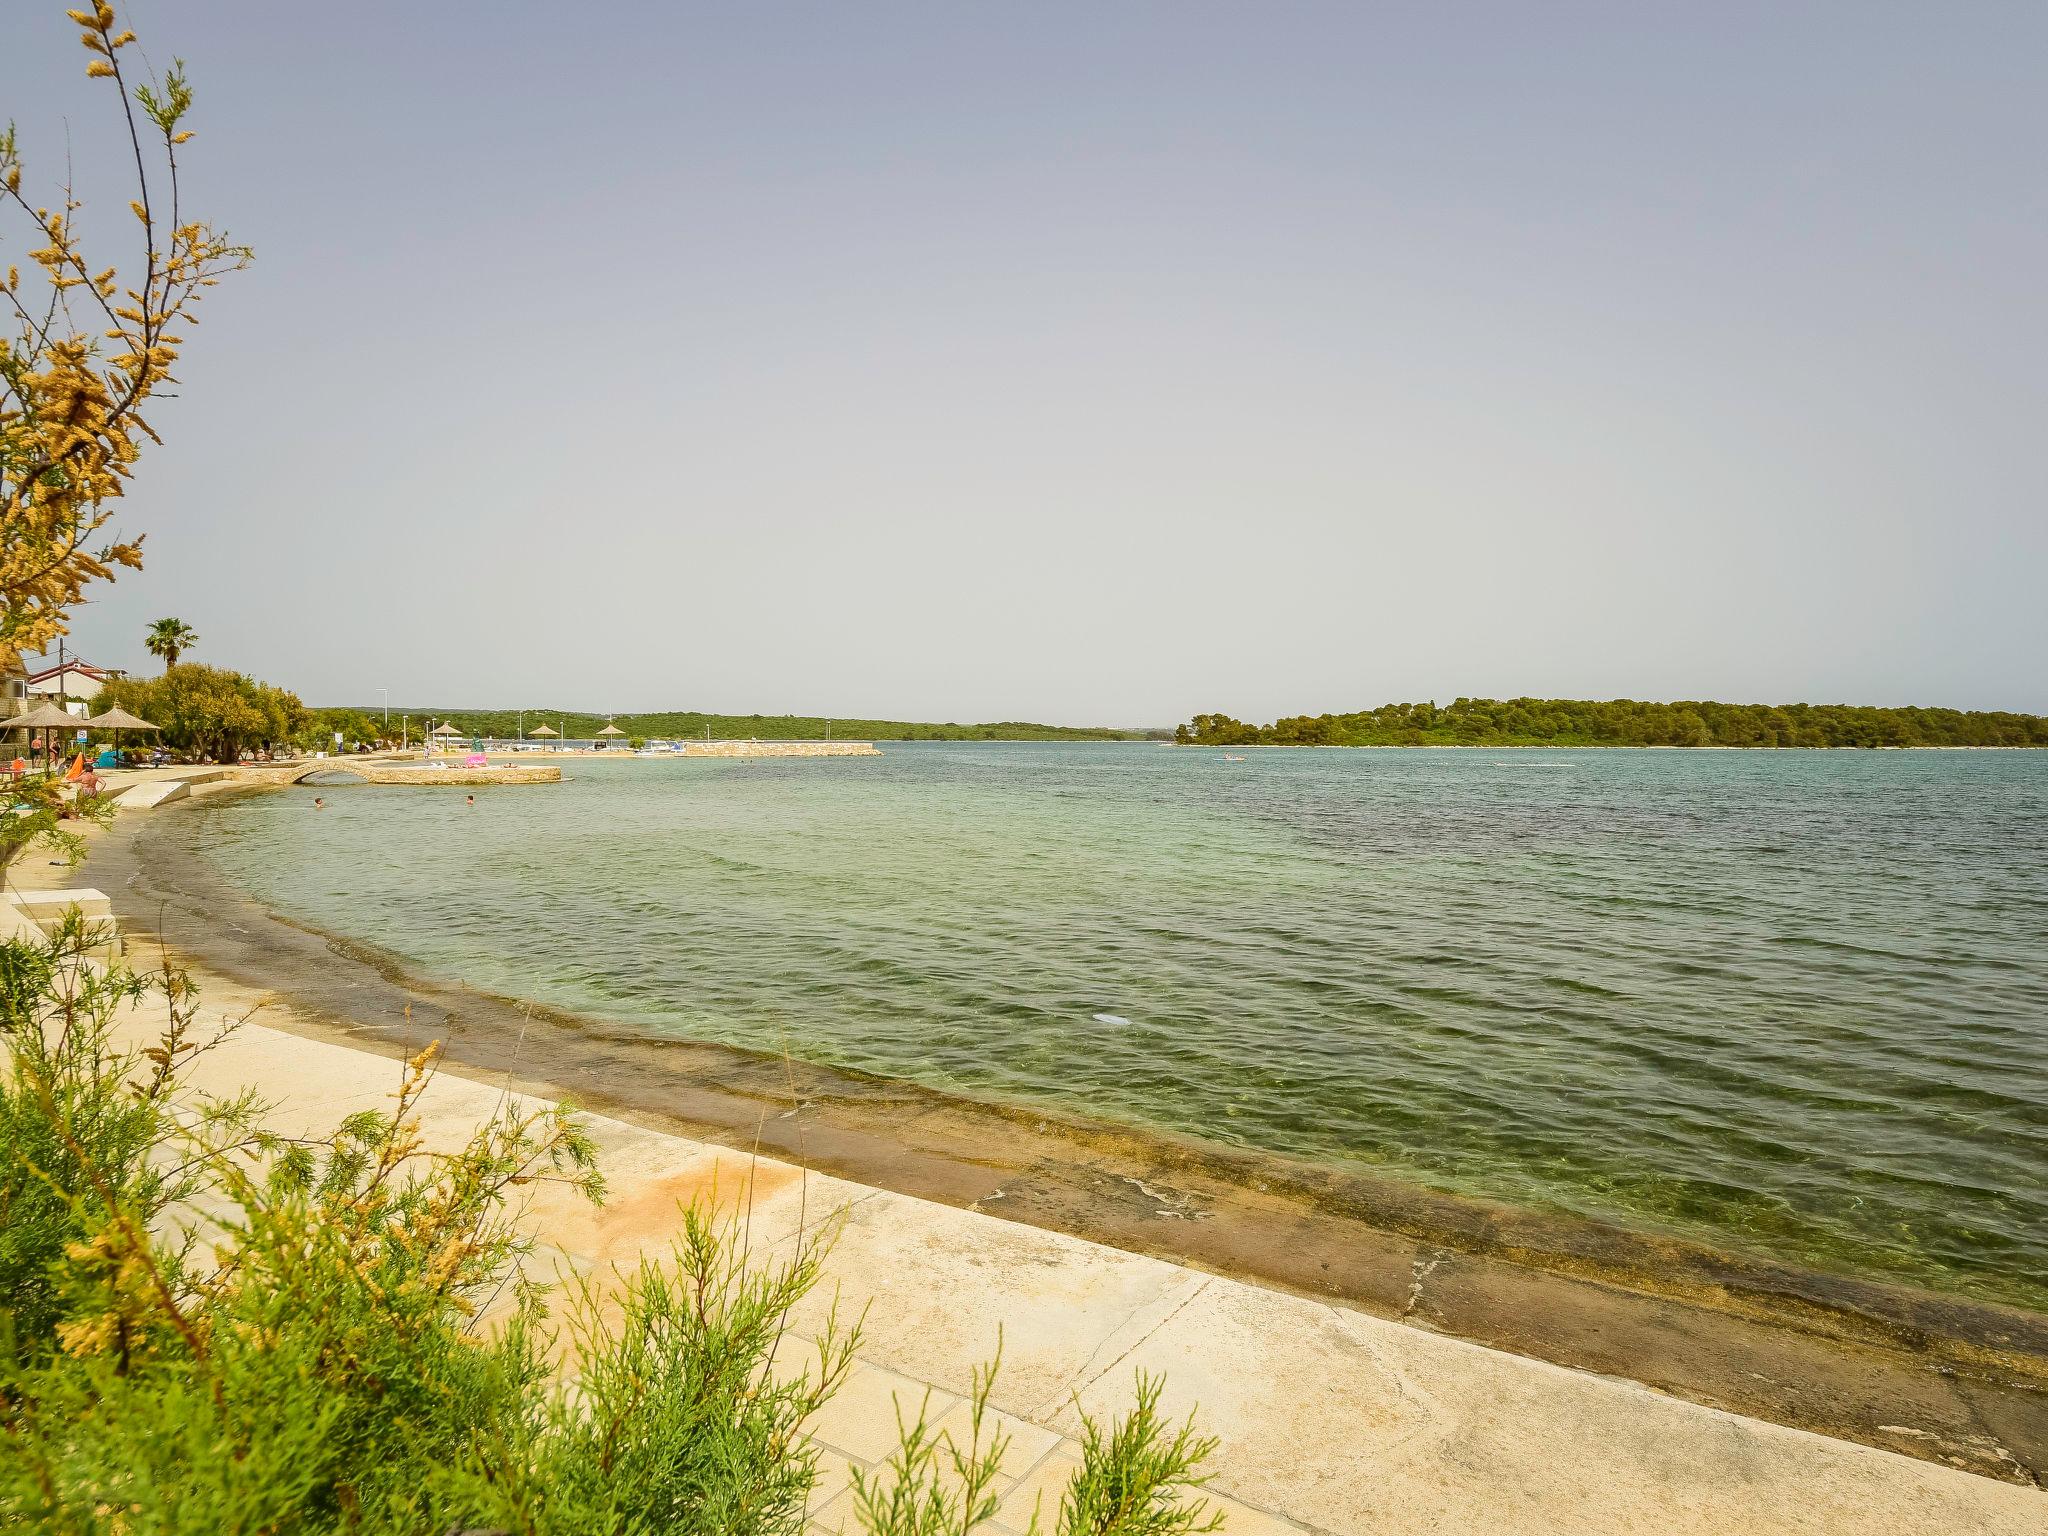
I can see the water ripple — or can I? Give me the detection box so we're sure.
[187,743,2048,1310]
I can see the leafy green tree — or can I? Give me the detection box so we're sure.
[300,706,393,752]
[322,708,1152,744]
[0,5,247,671]
[1176,698,2048,749]
[100,664,305,760]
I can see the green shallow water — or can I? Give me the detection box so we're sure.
[185,744,2048,1309]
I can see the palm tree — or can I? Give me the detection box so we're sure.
[144,617,198,672]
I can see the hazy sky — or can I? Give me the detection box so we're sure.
[8,3,2044,723]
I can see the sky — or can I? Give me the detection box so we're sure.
[7,3,2044,724]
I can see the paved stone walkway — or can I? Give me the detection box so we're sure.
[96,993,2043,1536]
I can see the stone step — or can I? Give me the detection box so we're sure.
[115,778,192,809]
[3,887,122,958]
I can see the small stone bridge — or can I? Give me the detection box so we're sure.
[109,756,557,808]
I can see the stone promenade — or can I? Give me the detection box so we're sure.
[102,995,2043,1536]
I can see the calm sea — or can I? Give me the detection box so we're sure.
[185,744,2048,1309]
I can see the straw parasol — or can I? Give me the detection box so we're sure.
[528,723,558,738]
[596,723,625,738]
[83,705,160,757]
[12,701,84,768]
[431,721,463,735]
[85,705,158,731]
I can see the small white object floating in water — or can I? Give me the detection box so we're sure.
[1092,1012,1131,1027]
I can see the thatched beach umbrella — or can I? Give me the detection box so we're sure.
[12,701,81,768]
[83,705,160,757]
[528,723,558,738]
[596,723,625,739]
[431,721,464,735]
[85,705,157,731]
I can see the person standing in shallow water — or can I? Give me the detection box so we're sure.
[466,794,475,807]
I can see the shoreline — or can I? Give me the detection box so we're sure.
[78,946,2041,1533]
[43,800,2048,1486]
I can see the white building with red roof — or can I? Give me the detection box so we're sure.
[23,656,125,712]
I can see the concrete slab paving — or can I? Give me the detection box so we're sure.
[87,996,2048,1536]
[782,1186,1216,1421]
[5,886,113,922]
[1059,1277,2042,1536]
[113,777,190,809]
[929,1398,1066,1486]
[991,1443,1085,1532]
[806,1359,963,1463]
[519,1132,881,1267]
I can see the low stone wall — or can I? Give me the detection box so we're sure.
[3,888,121,959]
[114,777,193,809]
[342,762,560,786]
[223,759,560,787]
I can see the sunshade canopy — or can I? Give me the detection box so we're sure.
[84,706,159,731]
[528,724,559,737]
[431,721,464,734]
[596,724,625,736]
[12,702,82,729]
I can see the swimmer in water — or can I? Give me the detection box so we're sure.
[313,797,326,809]
[466,793,475,806]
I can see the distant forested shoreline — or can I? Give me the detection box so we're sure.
[1175,699,2048,749]
[332,709,1149,742]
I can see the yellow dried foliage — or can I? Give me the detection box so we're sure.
[1,4,248,666]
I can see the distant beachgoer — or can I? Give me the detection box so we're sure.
[466,794,475,807]
[313,797,326,810]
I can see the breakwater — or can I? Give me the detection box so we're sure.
[229,759,560,787]
[323,761,560,785]
[451,742,882,760]
[680,740,879,758]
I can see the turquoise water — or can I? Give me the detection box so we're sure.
[187,745,2048,1308]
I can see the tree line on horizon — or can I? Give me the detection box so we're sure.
[75,672,1157,760]
[1175,698,2048,748]
[339,707,1154,743]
